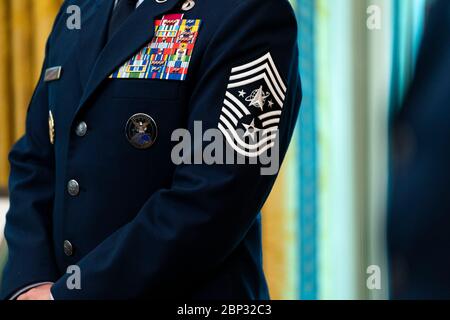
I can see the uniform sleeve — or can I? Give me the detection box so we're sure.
[0,7,66,300]
[51,0,302,299]
[8,282,54,300]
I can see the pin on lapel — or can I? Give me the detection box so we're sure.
[48,110,55,145]
[44,66,62,82]
[182,0,195,11]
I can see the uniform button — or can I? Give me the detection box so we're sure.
[75,121,88,137]
[67,179,80,196]
[64,240,74,257]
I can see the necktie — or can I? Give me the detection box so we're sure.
[107,0,138,41]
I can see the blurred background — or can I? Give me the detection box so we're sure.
[0,0,428,299]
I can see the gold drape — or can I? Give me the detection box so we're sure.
[262,143,299,300]
[0,0,62,188]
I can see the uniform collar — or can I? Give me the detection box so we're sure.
[75,0,180,119]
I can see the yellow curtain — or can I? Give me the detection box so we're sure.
[0,0,12,189]
[0,0,62,189]
[262,142,299,300]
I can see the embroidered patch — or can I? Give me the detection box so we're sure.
[111,14,201,81]
[218,52,287,158]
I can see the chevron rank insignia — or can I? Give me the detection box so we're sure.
[111,14,201,81]
[218,53,287,158]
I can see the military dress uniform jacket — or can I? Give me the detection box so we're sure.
[1,0,301,299]
[388,0,450,299]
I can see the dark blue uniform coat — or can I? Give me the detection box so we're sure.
[388,0,450,299]
[1,0,301,299]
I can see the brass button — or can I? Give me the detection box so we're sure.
[63,240,73,257]
[67,179,80,196]
[75,122,88,137]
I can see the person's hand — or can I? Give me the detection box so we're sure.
[17,284,53,300]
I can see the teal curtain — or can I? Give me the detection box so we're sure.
[293,0,427,299]
[296,0,318,300]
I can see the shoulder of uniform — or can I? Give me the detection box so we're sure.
[53,0,88,21]
[47,0,93,41]
[200,0,297,38]
[59,0,96,12]
[202,0,295,16]
[61,0,91,6]
[200,0,296,32]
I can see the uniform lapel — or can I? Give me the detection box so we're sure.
[76,0,180,116]
[76,0,115,91]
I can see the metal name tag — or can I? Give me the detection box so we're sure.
[44,66,62,82]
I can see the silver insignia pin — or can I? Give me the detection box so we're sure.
[182,0,195,11]
[44,66,62,82]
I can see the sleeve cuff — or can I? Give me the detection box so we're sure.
[9,282,54,300]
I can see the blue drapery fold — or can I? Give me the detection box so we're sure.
[297,0,318,300]
[295,0,426,299]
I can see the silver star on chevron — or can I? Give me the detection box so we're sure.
[238,90,246,98]
[243,119,260,141]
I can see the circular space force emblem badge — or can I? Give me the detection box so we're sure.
[125,113,158,149]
